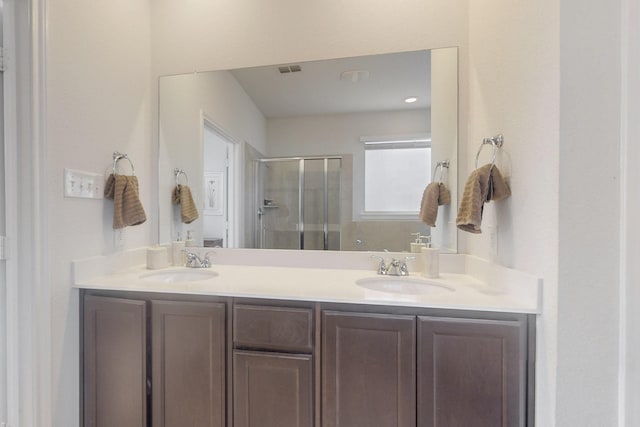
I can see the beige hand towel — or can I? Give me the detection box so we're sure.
[104,174,147,229]
[456,164,511,233]
[486,166,511,202]
[419,182,440,226]
[172,184,199,224]
[438,182,451,206]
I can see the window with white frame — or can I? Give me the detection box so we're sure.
[361,136,431,218]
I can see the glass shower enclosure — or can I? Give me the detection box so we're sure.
[255,157,341,250]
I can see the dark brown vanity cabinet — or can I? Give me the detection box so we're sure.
[82,294,227,427]
[232,304,315,427]
[234,350,313,427]
[151,300,226,427]
[322,311,530,427]
[83,295,147,427]
[418,316,528,427]
[83,292,533,427]
[322,311,417,427]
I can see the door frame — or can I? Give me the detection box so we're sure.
[3,0,51,426]
[201,113,239,248]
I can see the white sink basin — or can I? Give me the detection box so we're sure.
[355,276,454,295]
[140,269,218,283]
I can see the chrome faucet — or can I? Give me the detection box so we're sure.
[185,251,214,268]
[371,255,414,276]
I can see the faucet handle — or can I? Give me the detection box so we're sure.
[400,256,415,276]
[370,254,387,275]
[202,251,216,268]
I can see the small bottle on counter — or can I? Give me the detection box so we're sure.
[410,232,427,253]
[421,237,439,278]
[172,232,186,266]
[185,229,196,247]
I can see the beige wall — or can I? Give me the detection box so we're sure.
[46,0,152,425]
[557,0,621,424]
[150,0,469,76]
[465,1,560,424]
[267,110,431,157]
[622,0,640,421]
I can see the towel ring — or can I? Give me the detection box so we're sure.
[474,134,504,169]
[174,168,189,186]
[112,152,136,176]
[432,160,450,183]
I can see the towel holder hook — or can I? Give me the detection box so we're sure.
[432,160,450,183]
[475,134,503,169]
[112,152,136,176]
[174,168,189,186]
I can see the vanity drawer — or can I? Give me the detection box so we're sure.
[233,304,313,353]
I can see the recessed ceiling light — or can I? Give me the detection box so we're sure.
[404,97,418,103]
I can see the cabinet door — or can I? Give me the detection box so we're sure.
[234,350,313,427]
[418,316,527,427]
[152,300,226,427]
[83,295,147,427]
[322,311,416,427]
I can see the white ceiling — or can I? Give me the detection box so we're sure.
[230,50,431,119]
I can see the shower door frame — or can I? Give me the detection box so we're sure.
[255,156,342,250]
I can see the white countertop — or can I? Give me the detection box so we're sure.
[74,250,541,314]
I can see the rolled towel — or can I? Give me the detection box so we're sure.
[104,174,147,229]
[172,184,199,224]
[419,182,440,227]
[437,182,451,206]
[456,163,510,233]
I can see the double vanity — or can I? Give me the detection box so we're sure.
[75,248,540,427]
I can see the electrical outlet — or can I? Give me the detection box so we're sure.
[64,168,103,199]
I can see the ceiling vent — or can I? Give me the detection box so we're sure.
[278,65,302,74]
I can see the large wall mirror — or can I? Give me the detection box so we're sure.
[158,47,458,253]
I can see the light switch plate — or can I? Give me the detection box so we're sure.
[64,168,104,199]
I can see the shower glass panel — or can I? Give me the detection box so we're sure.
[258,159,301,249]
[326,159,341,250]
[256,157,341,250]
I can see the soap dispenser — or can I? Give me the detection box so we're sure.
[185,230,196,247]
[421,236,439,278]
[410,232,427,253]
[172,232,186,266]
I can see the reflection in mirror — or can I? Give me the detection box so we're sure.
[159,47,458,253]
